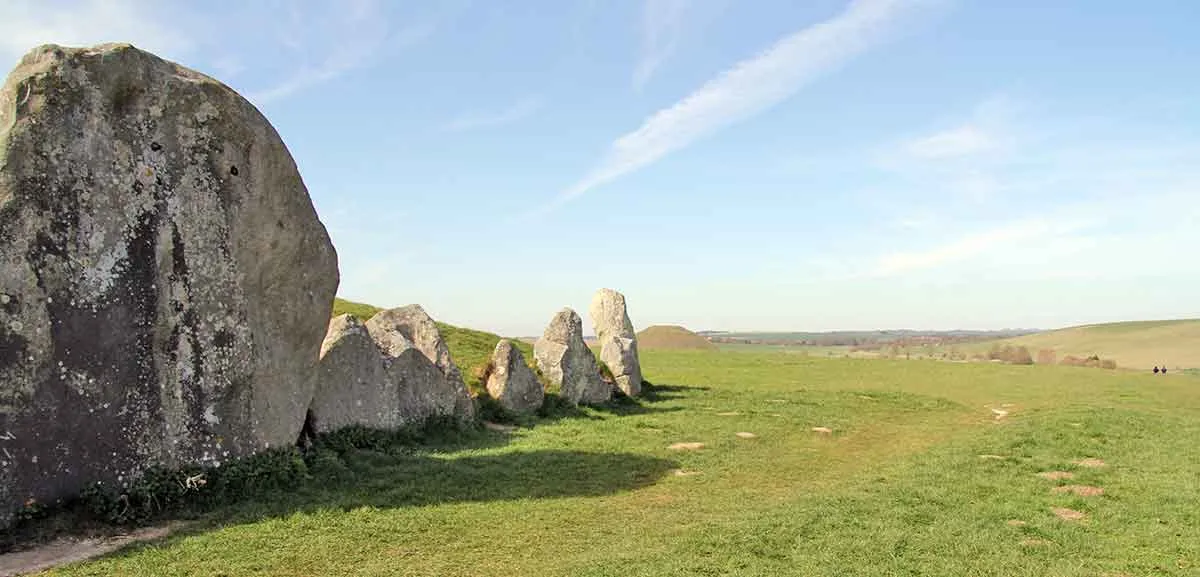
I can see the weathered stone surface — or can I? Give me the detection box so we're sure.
[310,314,464,433]
[365,305,475,420]
[0,44,338,526]
[310,315,396,432]
[589,288,643,396]
[534,308,610,405]
[485,340,543,414]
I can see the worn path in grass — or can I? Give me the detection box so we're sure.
[41,351,1200,576]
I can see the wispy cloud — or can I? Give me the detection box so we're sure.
[903,123,994,159]
[443,97,543,132]
[546,0,939,214]
[633,0,688,90]
[883,95,1015,165]
[872,218,1091,276]
[0,0,192,65]
[248,2,431,104]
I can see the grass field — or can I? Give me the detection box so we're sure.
[956,319,1200,370]
[39,346,1200,576]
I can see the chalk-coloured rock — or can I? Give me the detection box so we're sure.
[365,305,475,420]
[589,288,643,396]
[485,340,544,414]
[534,308,610,405]
[0,44,338,525]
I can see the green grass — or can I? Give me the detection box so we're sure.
[331,297,383,321]
[42,350,1200,576]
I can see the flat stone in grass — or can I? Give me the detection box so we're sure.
[672,469,702,477]
[1037,471,1075,480]
[1051,507,1086,521]
[1052,485,1104,497]
[735,432,757,439]
[978,454,1007,460]
[667,442,705,451]
[811,427,833,434]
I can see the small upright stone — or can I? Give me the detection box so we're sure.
[534,308,611,405]
[589,288,643,396]
[485,340,544,414]
[366,305,475,420]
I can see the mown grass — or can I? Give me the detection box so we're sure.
[43,350,1200,576]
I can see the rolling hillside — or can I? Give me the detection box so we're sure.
[967,319,1200,370]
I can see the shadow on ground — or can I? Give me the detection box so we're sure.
[0,379,705,564]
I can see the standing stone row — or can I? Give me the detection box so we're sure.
[531,288,645,406]
[0,42,645,529]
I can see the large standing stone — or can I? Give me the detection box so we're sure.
[589,288,643,396]
[365,305,475,421]
[0,44,338,526]
[485,340,544,414]
[310,314,464,433]
[534,308,610,405]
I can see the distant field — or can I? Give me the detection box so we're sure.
[956,319,1200,370]
[47,347,1200,576]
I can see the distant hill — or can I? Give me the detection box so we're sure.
[637,325,718,351]
[330,297,533,393]
[704,328,1039,348]
[965,319,1200,370]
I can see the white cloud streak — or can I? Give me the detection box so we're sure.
[443,97,543,132]
[248,3,430,104]
[633,0,688,90]
[549,0,936,213]
[903,123,994,158]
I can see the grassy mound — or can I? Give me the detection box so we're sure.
[331,297,382,321]
[637,325,718,351]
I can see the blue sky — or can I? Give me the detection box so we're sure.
[3,0,1198,336]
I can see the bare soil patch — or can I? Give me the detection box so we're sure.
[483,421,517,433]
[667,442,705,451]
[0,524,179,577]
[1036,471,1075,480]
[1051,507,1086,521]
[1075,458,1107,468]
[715,411,740,416]
[735,432,757,439]
[1052,485,1104,497]
[811,427,833,434]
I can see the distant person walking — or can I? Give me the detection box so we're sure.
[1153,366,1160,374]
[1161,366,1168,374]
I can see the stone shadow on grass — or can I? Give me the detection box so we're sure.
[220,448,678,522]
